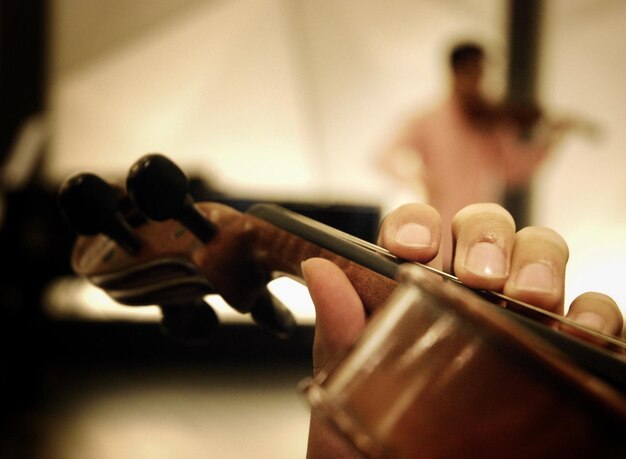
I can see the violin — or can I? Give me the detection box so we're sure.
[59,154,626,458]
[465,97,601,142]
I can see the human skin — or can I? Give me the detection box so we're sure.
[302,202,623,459]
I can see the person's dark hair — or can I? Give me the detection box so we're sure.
[449,43,484,70]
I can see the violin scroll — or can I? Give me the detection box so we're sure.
[250,290,297,339]
[60,154,299,341]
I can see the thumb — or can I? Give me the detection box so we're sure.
[301,258,367,375]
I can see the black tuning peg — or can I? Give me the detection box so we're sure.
[126,154,217,243]
[160,300,219,345]
[250,290,297,339]
[58,173,141,255]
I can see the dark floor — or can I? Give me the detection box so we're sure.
[2,320,315,459]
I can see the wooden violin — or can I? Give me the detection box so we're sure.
[465,97,600,142]
[59,154,626,457]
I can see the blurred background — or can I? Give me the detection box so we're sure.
[1,0,625,457]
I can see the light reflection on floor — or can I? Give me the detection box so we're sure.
[40,364,311,459]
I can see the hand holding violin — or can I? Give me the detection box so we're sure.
[303,202,624,458]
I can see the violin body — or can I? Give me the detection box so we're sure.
[303,266,626,458]
[61,154,626,457]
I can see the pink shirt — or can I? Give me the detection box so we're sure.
[411,98,504,229]
[385,96,549,269]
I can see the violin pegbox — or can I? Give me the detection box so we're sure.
[126,154,217,243]
[58,154,297,343]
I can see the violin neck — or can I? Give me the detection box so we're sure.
[245,212,398,314]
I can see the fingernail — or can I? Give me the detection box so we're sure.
[570,311,607,333]
[300,259,313,280]
[465,241,507,277]
[513,262,555,293]
[393,223,432,248]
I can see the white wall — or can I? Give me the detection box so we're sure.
[47,0,317,196]
[534,0,626,310]
[47,0,505,203]
[294,0,506,205]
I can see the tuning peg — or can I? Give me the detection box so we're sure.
[160,300,219,345]
[250,290,297,339]
[58,173,141,255]
[126,154,217,243]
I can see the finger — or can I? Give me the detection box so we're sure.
[377,203,442,267]
[301,258,366,375]
[503,227,568,314]
[452,203,516,290]
[301,258,370,457]
[566,292,623,337]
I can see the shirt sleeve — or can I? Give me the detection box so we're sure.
[377,112,429,183]
[496,121,554,187]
